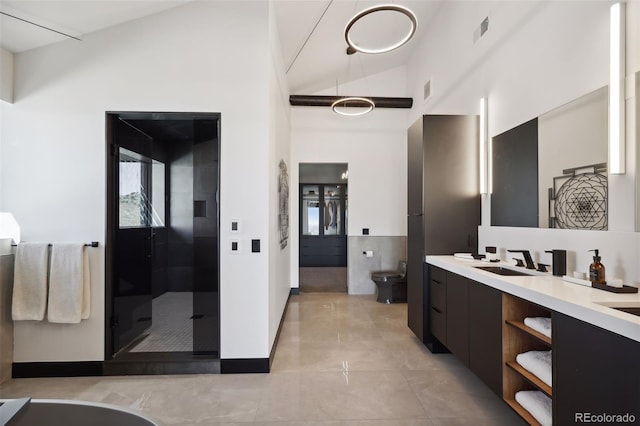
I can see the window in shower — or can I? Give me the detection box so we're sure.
[118,147,165,228]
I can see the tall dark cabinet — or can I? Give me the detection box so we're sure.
[407,115,480,351]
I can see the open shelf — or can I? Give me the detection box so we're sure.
[506,320,552,346]
[506,361,552,397]
[503,294,553,425]
[504,398,543,426]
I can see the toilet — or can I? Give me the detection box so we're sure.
[371,261,407,304]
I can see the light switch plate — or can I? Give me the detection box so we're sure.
[231,219,241,233]
[231,240,239,253]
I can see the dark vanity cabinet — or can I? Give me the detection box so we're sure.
[427,265,503,396]
[553,313,640,424]
[446,272,470,366]
[431,265,640,424]
[429,266,447,346]
[407,115,480,350]
[468,280,503,396]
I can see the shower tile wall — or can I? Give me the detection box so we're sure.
[347,236,407,295]
[168,143,194,292]
[0,254,14,384]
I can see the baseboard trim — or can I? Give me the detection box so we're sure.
[104,359,220,376]
[290,288,300,295]
[220,358,269,374]
[13,362,103,378]
[220,291,294,374]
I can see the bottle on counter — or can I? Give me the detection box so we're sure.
[588,249,606,285]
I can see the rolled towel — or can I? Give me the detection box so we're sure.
[12,242,49,321]
[515,390,552,426]
[516,350,552,387]
[524,316,552,338]
[454,253,474,261]
[47,243,90,323]
[81,248,91,319]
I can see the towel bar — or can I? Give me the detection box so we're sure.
[11,241,99,247]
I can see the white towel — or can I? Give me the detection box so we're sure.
[516,350,552,387]
[524,316,552,338]
[12,242,49,321]
[454,253,475,261]
[47,244,90,323]
[515,390,552,426]
[81,248,90,319]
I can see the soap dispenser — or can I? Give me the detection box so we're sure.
[588,249,606,285]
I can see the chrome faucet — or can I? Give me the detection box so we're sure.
[507,250,536,269]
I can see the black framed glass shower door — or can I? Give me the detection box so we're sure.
[107,112,220,360]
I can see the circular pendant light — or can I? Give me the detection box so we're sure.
[331,97,375,116]
[345,4,417,54]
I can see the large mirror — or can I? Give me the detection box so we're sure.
[491,86,608,229]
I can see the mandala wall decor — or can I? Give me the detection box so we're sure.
[549,163,607,230]
[278,159,290,249]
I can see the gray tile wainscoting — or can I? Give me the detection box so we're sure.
[348,236,407,295]
[0,254,14,384]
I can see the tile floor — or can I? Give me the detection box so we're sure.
[130,292,193,353]
[0,293,525,425]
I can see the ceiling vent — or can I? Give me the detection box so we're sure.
[473,16,489,43]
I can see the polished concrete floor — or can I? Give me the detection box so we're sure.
[0,293,524,425]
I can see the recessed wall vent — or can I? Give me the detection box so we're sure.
[473,16,490,43]
[423,80,431,101]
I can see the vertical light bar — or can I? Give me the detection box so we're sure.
[479,97,488,194]
[488,124,493,194]
[609,2,626,174]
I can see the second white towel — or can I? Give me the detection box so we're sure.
[516,350,552,387]
[47,243,90,323]
[515,390,552,426]
[524,316,552,338]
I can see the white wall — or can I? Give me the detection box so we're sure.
[478,226,640,287]
[268,2,292,352]
[0,48,13,103]
[1,1,276,362]
[408,1,610,132]
[406,0,640,282]
[290,66,409,288]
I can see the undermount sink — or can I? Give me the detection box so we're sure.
[611,307,640,317]
[474,266,532,276]
[595,301,640,317]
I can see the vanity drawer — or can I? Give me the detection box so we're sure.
[430,265,446,283]
[431,305,447,344]
[430,278,446,312]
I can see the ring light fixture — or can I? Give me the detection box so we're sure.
[331,97,375,116]
[345,4,417,54]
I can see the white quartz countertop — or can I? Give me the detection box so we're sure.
[425,255,640,343]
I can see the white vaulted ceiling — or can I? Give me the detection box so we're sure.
[0,0,442,93]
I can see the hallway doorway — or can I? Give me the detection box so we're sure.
[299,163,348,293]
[105,112,220,371]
